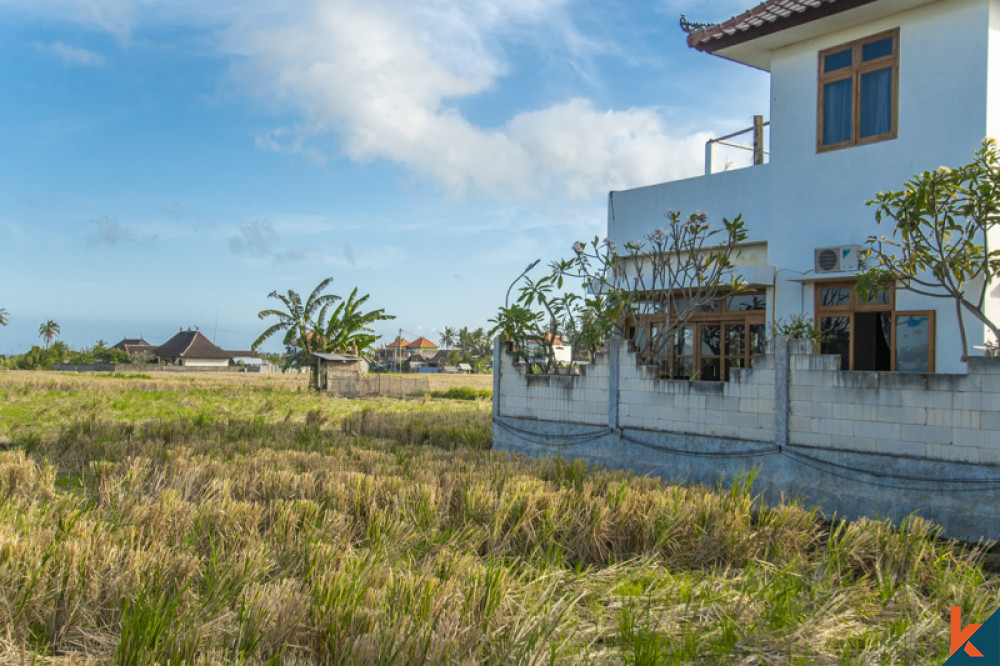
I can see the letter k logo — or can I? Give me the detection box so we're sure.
[952,607,985,658]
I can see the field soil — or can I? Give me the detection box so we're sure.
[0,370,996,664]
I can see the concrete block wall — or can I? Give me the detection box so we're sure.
[496,352,609,426]
[788,355,1000,464]
[496,338,1000,466]
[616,350,773,441]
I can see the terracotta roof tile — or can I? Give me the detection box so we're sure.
[686,0,878,53]
[407,337,438,349]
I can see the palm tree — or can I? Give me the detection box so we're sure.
[38,320,60,348]
[458,326,472,355]
[471,327,489,357]
[252,278,339,388]
[438,326,457,349]
[317,287,395,356]
[0,308,8,327]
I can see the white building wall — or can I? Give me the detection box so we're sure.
[182,358,231,367]
[609,0,994,373]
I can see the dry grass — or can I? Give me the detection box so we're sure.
[0,370,996,664]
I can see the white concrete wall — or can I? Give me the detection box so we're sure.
[496,345,1000,466]
[787,354,1000,464]
[609,0,994,373]
[497,356,608,426]
[181,358,231,367]
[616,350,773,442]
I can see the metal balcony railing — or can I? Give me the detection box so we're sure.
[704,115,769,175]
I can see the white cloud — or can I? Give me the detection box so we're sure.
[7,0,722,201]
[36,40,106,66]
[230,0,707,199]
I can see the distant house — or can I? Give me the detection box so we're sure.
[525,335,572,365]
[154,329,233,367]
[378,336,441,371]
[111,337,156,360]
[407,337,438,351]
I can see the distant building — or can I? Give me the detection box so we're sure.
[111,337,156,360]
[153,329,234,367]
[525,335,572,365]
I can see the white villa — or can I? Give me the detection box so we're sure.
[610,0,1000,376]
[493,0,1000,541]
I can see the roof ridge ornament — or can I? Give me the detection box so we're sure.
[679,14,712,34]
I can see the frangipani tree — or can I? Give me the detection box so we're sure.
[858,138,1000,360]
[491,209,749,375]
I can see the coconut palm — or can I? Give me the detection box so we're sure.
[38,320,60,348]
[0,308,8,327]
[252,278,339,388]
[438,326,457,349]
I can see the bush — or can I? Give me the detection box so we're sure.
[429,386,492,401]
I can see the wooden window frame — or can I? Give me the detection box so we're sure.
[817,28,899,153]
[892,310,935,373]
[630,291,767,381]
[814,281,934,372]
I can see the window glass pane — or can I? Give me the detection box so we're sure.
[823,78,853,145]
[700,358,721,382]
[701,325,721,356]
[673,297,717,313]
[860,67,892,138]
[820,316,851,370]
[895,314,931,372]
[824,48,852,72]
[725,324,745,356]
[649,325,669,357]
[750,324,767,355]
[725,358,745,381]
[820,287,851,308]
[673,357,694,380]
[674,326,694,356]
[726,293,766,311]
[859,286,890,306]
[634,326,648,357]
[862,37,893,61]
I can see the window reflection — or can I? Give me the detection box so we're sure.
[895,314,931,372]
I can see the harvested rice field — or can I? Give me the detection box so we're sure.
[0,370,996,664]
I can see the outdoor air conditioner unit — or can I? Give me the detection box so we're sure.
[814,245,862,273]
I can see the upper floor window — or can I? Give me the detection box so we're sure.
[817,29,899,152]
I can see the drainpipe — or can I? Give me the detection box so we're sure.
[493,336,501,421]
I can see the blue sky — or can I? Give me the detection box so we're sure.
[0,0,767,354]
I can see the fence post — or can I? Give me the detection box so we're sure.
[608,335,620,431]
[753,114,764,166]
[773,336,790,449]
[493,336,502,420]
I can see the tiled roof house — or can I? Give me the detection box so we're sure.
[154,329,233,367]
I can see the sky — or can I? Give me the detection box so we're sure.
[0,0,769,355]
